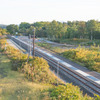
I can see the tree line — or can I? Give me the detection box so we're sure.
[6,20,100,40]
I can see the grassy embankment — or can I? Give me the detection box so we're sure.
[0,39,55,100]
[0,38,100,100]
[0,53,53,100]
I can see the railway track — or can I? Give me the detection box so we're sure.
[11,36,100,96]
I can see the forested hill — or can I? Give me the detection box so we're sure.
[0,24,7,29]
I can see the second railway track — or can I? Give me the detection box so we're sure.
[10,36,100,96]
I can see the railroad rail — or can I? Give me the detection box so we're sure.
[11,36,100,96]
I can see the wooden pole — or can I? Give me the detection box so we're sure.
[33,28,35,59]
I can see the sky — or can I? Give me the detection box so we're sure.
[0,0,100,25]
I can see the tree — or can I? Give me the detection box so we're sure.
[77,21,86,39]
[26,26,35,35]
[46,20,67,40]
[19,22,30,33]
[33,21,48,28]
[93,22,100,39]
[67,23,78,39]
[33,21,49,37]
[86,20,98,40]
[6,24,19,35]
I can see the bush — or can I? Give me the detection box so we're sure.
[50,83,94,100]
[62,46,100,73]
[22,57,58,84]
[62,50,77,59]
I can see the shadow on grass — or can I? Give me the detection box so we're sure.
[0,55,12,78]
[0,67,7,78]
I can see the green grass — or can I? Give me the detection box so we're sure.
[50,38,90,45]
[49,38,100,46]
[0,53,52,100]
[36,42,67,53]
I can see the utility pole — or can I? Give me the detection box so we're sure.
[32,28,35,74]
[29,34,31,56]
[33,28,35,59]
[57,61,59,85]
[27,37,30,62]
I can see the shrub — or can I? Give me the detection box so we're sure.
[50,83,94,100]
[62,46,100,73]
[22,57,58,84]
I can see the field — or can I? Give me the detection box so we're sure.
[50,38,100,46]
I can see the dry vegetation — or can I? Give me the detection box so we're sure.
[0,38,100,100]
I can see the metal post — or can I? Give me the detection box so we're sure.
[33,28,35,59]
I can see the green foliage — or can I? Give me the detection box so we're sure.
[45,20,67,40]
[0,28,8,35]
[86,20,99,40]
[62,46,100,72]
[62,50,77,59]
[67,23,78,39]
[50,83,94,100]
[36,42,52,50]
[34,21,49,28]
[94,94,100,100]
[22,57,58,83]
[36,42,66,54]
[6,24,19,34]
[19,22,30,33]
[60,38,90,45]
[26,26,35,35]
[6,20,100,40]
[77,21,86,39]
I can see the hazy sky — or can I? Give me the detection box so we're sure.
[0,0,100,25]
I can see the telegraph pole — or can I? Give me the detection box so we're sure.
[33,28,35,59]
[29,34,31,56]
[57,61,59,85]
[27,35,30,62]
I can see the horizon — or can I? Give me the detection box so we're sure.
[0,19,100,25]
[0,0,100,25]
